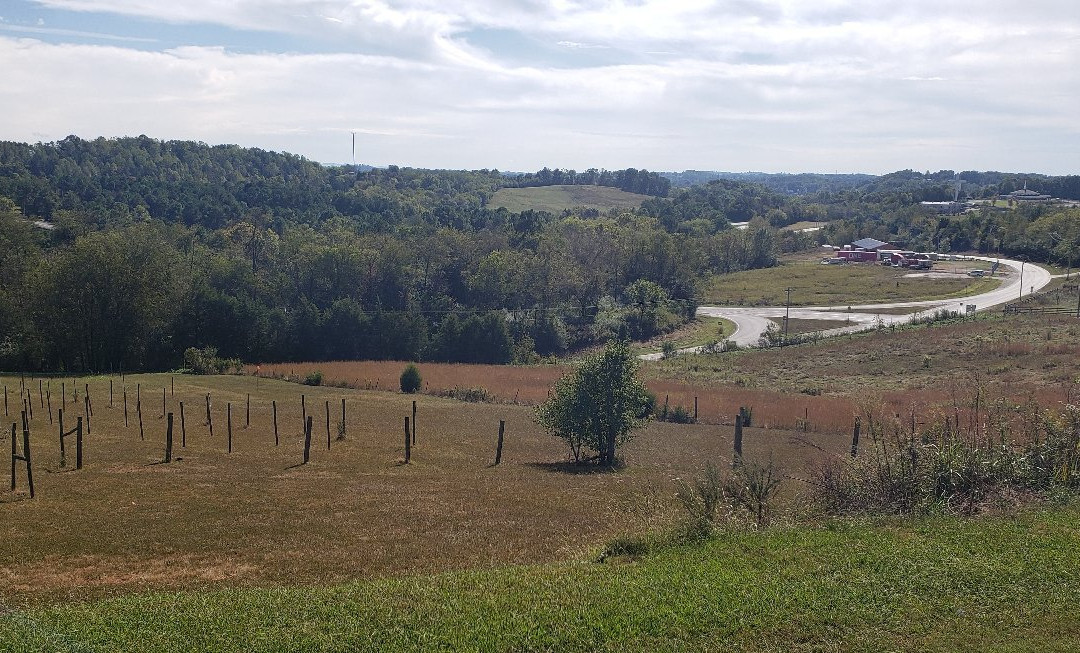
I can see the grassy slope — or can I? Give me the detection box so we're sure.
[703,258,1002,306]
[489,185,653,213]
[3,507,1078,651]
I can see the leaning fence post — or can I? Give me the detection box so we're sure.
[207,396,214,439]
[85,384,92,417]
[325,400,331,450]
[495,420,505,465]
[851,417,861,458]
[137,396,144,441]
[39,380,43,409]
[733,414,743,466]
[404,416,411,463]
[23,417,34,499]
[273,400,279,446]
[165,412,174,463]
[301,394,306,435]
[180,401,186,448]
[46,384,52,425]
[84,394,91,435]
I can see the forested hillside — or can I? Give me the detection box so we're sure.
[0,137,783,373]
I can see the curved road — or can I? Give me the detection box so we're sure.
[643,257,1053,359]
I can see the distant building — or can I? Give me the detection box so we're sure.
[1006,182,1052,203]
[921,201,965,215]
[849,237,895,251]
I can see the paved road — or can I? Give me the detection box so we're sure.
[641,257,1053,359]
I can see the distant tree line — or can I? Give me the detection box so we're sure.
[0,156,779,373]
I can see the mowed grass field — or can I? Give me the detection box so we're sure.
[488,185,653,213]
[0,373,847,604]
[703,257,1002,306]
[4,506,1080,652]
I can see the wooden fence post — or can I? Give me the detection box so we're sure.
[110,379,113,408]
[58,408,65,467]
[123,387,129,427]
[62,381,66,408]
[246,394,250,428]
[227,403,232,453]
[495,420,505,465]
[325,400,331,450]
[85,384,92,416]
[851,417,861,458]
[3,385,7,416]
[165,412,174,463]
[75,417,82,470]
[207,395,214,439]
[180,401,186,448]
[26,389,33,421]
[9,422,15,491]
[161,387,166,419]
[340,398,346,440]
[137,396,144,441]
[84,394,91,435]
[171,376,174,397]
[303,415,312,464]
[39,379,43,409]
[411,400,417,446]
[404,416,411,463]
[22,414,34,499]
[733,414,743,466]
[46,384,52,425]
[273,400,278,446]
[301,394,306,435]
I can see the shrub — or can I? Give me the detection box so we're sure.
[400,364,422,394]
[183,346,242,375]
[303,370,324,386]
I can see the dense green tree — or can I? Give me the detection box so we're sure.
[535,340,650,465]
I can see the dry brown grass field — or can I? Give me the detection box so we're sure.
[0,373,847,605]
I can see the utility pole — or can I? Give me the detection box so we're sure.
[783,287,793,347]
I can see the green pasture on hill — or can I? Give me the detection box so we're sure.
[489,185,653,213]
[2,507,1079,652]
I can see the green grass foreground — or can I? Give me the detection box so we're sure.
[3,508,1080,652]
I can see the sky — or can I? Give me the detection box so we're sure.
[1,0,1078,174]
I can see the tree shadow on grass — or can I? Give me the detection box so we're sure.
[527,459,625,475]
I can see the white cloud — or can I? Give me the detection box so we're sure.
[3,1,1078,173]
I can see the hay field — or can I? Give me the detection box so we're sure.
[0,373,846,604]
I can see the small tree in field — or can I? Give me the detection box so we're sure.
[535,340,650,465]
[400,364,422,393]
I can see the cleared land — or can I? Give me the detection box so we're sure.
[703,257,1002,306]
[488,185,653,213]
[0,373,843,604]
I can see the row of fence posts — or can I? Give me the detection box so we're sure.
[7,375,528,497]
